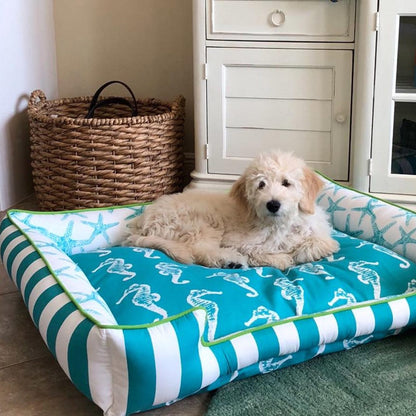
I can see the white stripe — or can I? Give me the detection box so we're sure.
[0,224,16,249]
[87,327,113,413]
[55,310,85,378]
[272,322,300,356]
[20,258,46,295]
[38,293,71,341]
[105,328,129,416]
[352,306,375,336]
[149,323,182,406]
[10,245,36,285]
[389,299,410,330]
[314,314,339,345]
[230,333,259,370]
[2,235,26,268]
[194,310,220,389]
[27,275,56,318]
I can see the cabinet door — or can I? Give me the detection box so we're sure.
[371,0,416,194]
[206,48,352,180]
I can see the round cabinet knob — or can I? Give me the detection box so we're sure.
[270,10,286,27]
[335,113,347,124]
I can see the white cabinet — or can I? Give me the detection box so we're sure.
[192,0,356,189]
[207,47,352,179]
[192,0,416,206]
[370,0,416,196]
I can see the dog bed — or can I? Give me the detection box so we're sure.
[2,177,416,416]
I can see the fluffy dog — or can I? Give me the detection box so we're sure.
[124,150,339,269]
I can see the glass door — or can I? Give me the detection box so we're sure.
[391,17,416,176]
[371,1,416,194]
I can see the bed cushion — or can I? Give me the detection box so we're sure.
[70,231,416,342]
[2,177,416,416]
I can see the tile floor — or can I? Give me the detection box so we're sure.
[0,196,212,416]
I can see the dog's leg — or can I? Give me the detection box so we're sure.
[247,252,294,270]
[124,235,194,264]
[192,242,249,269]
[292,236,340,264]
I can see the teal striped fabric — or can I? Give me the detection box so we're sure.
[1,178,416,415]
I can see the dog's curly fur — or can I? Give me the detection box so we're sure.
[124,150,339,269]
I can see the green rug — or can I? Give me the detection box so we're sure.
[205,331,416,416]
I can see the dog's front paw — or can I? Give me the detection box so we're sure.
[225,262,243,269]
[122,234,139,246]
[266,254,294,270]
[248,253,294,270]
[295,237,340,263]
[219,250,248,270]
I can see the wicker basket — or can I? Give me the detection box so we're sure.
[28,81,185,211]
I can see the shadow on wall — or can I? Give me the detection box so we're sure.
[4,95,33,206]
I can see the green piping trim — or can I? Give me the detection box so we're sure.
[203,326,416,383]
[202,291,416,347]
[6,201,151,217]
[6,213,108,327]
[4,197,416,347]
[5,204,151,327]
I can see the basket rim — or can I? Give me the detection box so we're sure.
[28,90,186,126]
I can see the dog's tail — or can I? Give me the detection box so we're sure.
[124,235,194,264]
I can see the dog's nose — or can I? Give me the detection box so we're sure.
[266,200,281,214]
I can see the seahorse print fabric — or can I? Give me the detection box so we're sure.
[4,178,416,416]
[70,230,416,341]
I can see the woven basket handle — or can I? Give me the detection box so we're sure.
[29,90,47,107]
[171,95,186,115]
[86,80,138,119]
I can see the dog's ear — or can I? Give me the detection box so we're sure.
[230,174,247,206]
[299,167,324,214]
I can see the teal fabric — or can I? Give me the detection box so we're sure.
[205,330,416,416]
[70,230,416,342]
[4,174,416,415]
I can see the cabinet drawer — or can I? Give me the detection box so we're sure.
[207,0,355,42]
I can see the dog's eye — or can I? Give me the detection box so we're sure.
[282,179,291,187]
[258,180,266,190]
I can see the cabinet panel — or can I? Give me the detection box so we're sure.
[226,66,333,100]
[226,129,331,162]
[227,98,332,131]
[206,48,352,180]
[208,0,355,42]
[370,1,416,195]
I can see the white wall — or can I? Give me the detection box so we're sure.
[0,1,193,209]
[53,0,194,151]
[0,0,58,210]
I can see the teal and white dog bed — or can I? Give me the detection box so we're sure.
[2,178,416,415]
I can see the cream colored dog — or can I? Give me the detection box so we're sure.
[124,151,339,269]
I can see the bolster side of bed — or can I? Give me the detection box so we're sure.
[318,178,416,263]
[0,216,126,416]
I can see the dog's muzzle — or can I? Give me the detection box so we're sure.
[266,200,281,214]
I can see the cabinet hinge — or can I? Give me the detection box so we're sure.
[368,158,373,176]
[204,144,209,159]
[203,63,208,80]
[375,12,380,32]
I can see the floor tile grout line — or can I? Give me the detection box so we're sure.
[0,354,52,372]
[0,290,22,298]
[0,289,19,296]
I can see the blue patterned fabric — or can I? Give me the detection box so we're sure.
[2,177,416,415]
[70,232,416,342]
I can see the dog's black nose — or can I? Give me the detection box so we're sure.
[266,200,281,214]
